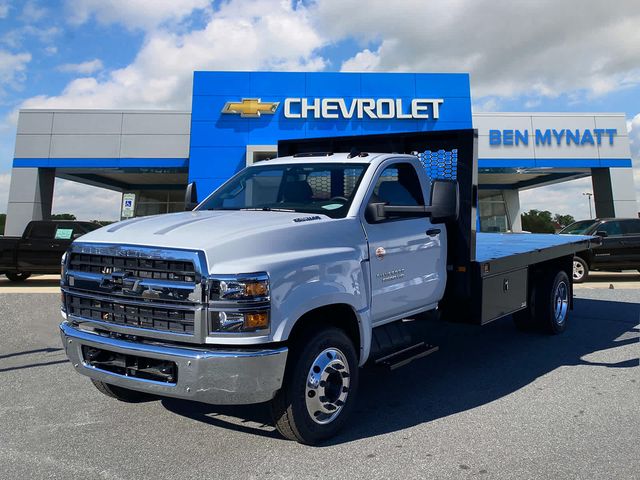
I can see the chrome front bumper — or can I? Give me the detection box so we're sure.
[60,321,288,405]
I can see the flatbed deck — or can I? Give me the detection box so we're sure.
[474,232,594,276]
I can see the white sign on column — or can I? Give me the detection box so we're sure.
[121,193,136,219]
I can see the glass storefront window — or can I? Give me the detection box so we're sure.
[124,190,185,218]
[479,193,510,233]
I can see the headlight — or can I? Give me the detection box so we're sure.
[209,273,270,302]
[208,273,271,334]
[60,252,68,317]
[214,310,270,332]
[60,251,67,278]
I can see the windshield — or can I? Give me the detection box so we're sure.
[197,163,368,219]
[559,220,597,234]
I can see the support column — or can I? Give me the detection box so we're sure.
[4,168,55,236]
[503,189,522,232]
[591,168,637,218]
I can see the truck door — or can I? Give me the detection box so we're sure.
[619,219,640,267]
[362,161,446,324]
[17,222,57,271]
[592,220,625,268]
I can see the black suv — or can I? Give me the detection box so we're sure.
[559,218,640,282]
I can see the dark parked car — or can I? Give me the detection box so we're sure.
[0,220,100,282]
[559,218,640,282]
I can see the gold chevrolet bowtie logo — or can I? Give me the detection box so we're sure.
[221,98,280,118]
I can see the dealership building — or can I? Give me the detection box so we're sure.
[4,71,637,236]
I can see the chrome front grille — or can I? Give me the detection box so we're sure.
[69,253,196,283]
[65,292,196,334]
[63,243,207,342]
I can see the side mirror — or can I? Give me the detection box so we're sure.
[429,180,459,224]
[365,180,459,224]
[185,182,198,211]
[595,230,608,238]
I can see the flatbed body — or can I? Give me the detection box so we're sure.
[469,232,595,325]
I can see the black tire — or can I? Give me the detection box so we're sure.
[90,379,154,403]
[572,257,588,283]
[534,270,571,334]
[270,326,359,445]
[6,272,31,282]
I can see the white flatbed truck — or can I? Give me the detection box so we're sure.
[60,130,594,444]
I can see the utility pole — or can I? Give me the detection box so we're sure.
[582,192,593,219]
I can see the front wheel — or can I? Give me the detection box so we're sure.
[5,272,31,282]
[270,326,359,445]
[572,257,588,283]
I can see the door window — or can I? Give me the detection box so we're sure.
[27,223,56,239]
[622,219,640,235]
[368,163,424,222]
[598,221,623,236]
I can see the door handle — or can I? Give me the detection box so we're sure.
[426,229,441,237]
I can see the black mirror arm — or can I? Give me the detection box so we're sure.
[381,205,432,217]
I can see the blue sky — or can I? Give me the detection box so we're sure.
[0,0,638,219]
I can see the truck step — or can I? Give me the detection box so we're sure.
[374,342,439,370]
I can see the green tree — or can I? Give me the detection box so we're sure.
[0,213,5,235]
[521,209,555,233]
[553,214,575,228]
[51,213,77,220]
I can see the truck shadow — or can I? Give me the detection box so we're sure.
[161,297,639,445]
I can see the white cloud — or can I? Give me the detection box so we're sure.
[52,179,121,221]
[341,47,381,72]
[2,25,60,49]
[66,0,211,31]
[520,177,595,220]
[21,1,47,22]
[0,49,31,94]
[19,0,326,111]
[58,59,104,75]
[315,0,640,100]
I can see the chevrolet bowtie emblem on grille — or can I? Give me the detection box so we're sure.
[221,98,280,118]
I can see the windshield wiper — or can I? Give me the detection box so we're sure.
[239,207,296,212]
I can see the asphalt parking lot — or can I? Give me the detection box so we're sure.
[0,280,638,479]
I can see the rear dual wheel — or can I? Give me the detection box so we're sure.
[271,326,359,445]
[514,270,570,334]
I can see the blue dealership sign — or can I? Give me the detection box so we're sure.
[189,71,472,198]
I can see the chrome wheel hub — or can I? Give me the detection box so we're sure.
[554,280,569,325]
[305,348,350,425]
[572,260,584,280]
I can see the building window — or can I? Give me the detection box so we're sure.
[479,192,510,232]
[128,190,184,218]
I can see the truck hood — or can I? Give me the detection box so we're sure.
[80,210,332,250]
[75,209,366,274]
